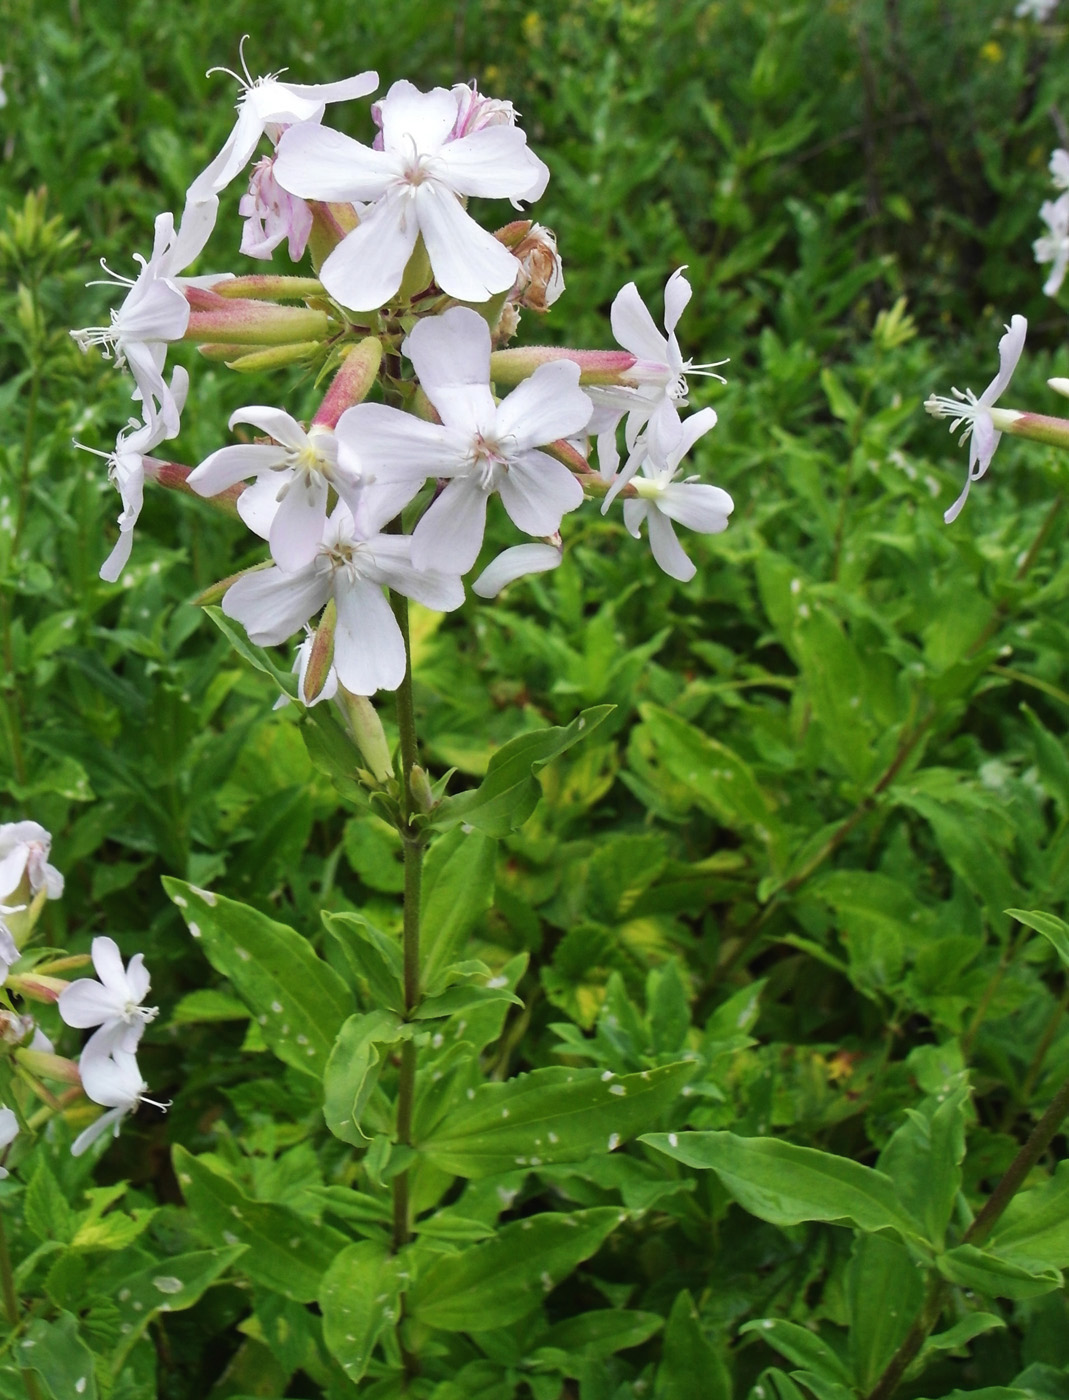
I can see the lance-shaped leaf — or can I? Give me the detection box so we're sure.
[406,1207,622,1331]
[320,1239,404,1385]
[421,1062,694,1178]
[1006,908,1069,970]
[164,879,351,1081]
[323,1010,411,1145]
[935,1243,1061,1300]
[429,706,613,837]
[173,1147,348,1303]
[642,1131,922,1243]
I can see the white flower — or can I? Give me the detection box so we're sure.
[472,541,563,598]
[222,501,464,696]
[612,406,732,582]
[1015,0,1058,17]
[0,821,63,904]
[273,78,549,311]
[1050,149,1069,191]
[924,314,1027,523]
[587,268,727,478]
[1035,192,1069,297]
[71,1048,165,1157]
[0,918,19,986]
[189,409,368,571]
[189,44,377,201]
[338,306,591,574]
[0,64,7,110]
[239,156,314,261]
[58,936,157,1068]
[0,1106,18,1177]
[71,204,216,436]
[77,366,189,582]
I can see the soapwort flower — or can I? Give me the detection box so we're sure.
[222,499,464,696]
[1035,192,1069,297]
[587,267,727,477]
[239,156,314,261]
[78,367,189,582]
[273,78,549,310]
[0,1107,18,1177]
[339,306,591,574]
[189,43,377,202]
[189,408,367,571]
[58,936,158,1067]
[609,405,732,582]
[71,205,217,435]
[924,314,1027,523]
[71,1048,165,1158]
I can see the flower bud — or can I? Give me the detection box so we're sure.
[335,690,394,785]
[184,287,329,346]
[314,338,385,428]
[491,346,637,387]
[302,603,337,706]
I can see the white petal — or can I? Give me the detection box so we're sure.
[188,444,284,496]
[269,477,329,571]
[622,498,647,538]
[223,564,331,646]
[415,183,520,302]
[237,474,285,539]
[59,980,122,1029]
[611,282,670,364]
[281,71,378,106]
[379,80,458,154]
[229,406,308,452]
[473,542,562,597]
[0,1107,18,1153]
[656,482,733,533]
[363,535,465,611]
[125,952,150,1004]
[319,195,420,312]
[334,577,406,695]
[274,122,397,202]
[662,267,692,336]
[646,509,696,582]
[495,360,591,449]
[497,451,584,536]
[403,308,495,428]
[979,315,1027,407]
[90,936,127,993]
[71,1105,126,1157]
[435,126,549,201]
[80,1047,144,1110]
[411,476,490,573]
[337,402,464,481]
[99,530,135,584]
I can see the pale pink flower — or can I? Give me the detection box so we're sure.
[239,157,314,261]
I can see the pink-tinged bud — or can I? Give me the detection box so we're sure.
[222,341,323,372]
[30,954,91,976]
[491,347,637,386]
[212,275,325,302]
[544,438,596,477]
[496,219,533,249]
[314,338,385,428]
[184,288,329,346]
[240,156,314,262]
[510,224,564,312]
[145,460,243,517]
[6,973,66,1003]
[16,1048,82,1086]
[303,602,336,705]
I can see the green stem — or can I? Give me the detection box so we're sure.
[866,1070,1069,1400]
[0,1209,44,1400]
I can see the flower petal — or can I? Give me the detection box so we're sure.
[415,183,520,303]
[655,481,734,533]
[334,576,406,695]
[435,126,549,201]
[473,542,562,598]
[411,476,490,574]
[319,194,420,312]
[188,444,284,496]
[497,450,584,536]
[494,360,592,449]
[378,79,458,154]
[646,508,696,582]
[978,315,1027,407]
[269,476,329,571]
[610,282,670,364]
[223,563,331,646]
[662,267,692,336]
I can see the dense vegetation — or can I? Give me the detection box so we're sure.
[2,2,1069,1398]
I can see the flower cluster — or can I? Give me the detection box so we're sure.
[72,47,733,696]
[1034,149,1069,297]
[0,821,162,1166]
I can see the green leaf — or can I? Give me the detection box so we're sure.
[916,1314,1005,1369]
[323,911,404,1015]
[17,1310,97,1400]
[407,1207,621,1330]
[988,1160,1069,1272]
[538,1309,663,1359]
[323,1010,410,1145]
[1005,909,1069,970]
[320,1239,404,1385]
[164,879,351,1081]
[878,1077,970,1247]
[655,1290,731,1400]
[24,1159,75,1244]
[642,1131,920,1240]
[420,828,498,992]
[846,1234,925,1391]
[169,988,250,1025]
[173,1146,347,1303]
[429,706,613,837]
[204,605,296,692]
[421,1062,695,1178]
[739,1319,851,1387]
[936,1244,1061,1300]
[111,1247,247,1370]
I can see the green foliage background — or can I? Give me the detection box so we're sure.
[3,0,1069,1397]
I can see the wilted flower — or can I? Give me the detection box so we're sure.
[0,822,63,905]
[274,78,549,311]
[924,314,1027,523]
[511,224,564,312]
[59,936,157,1068]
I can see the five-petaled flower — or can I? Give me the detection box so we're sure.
[58,935,158,1068]
[924,314,1027,523]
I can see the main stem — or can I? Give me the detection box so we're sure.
[390,589,422,1256]
[0,1210,44,1400]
